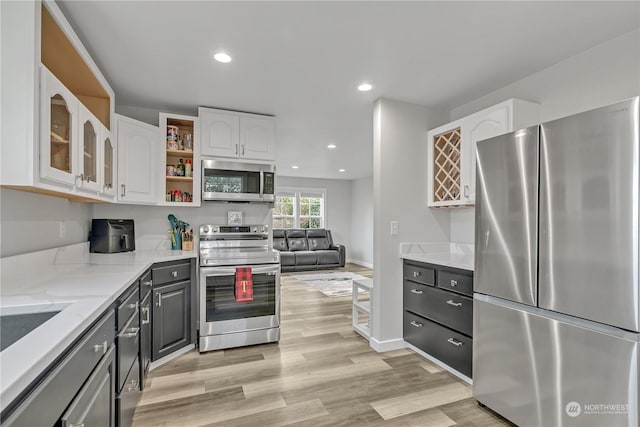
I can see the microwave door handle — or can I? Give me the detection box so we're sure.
[259,170,264,198]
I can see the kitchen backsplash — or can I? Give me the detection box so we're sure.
[450,207,475,244]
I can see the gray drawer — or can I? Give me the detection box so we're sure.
[404,283,473,336]
[116,357,140,427]
[403,262,435,286]
[152,261,190,286]
[139,269,152,300]
[404,311,472,378]
[2,310,115,427]
[61,345,115,427]
[437,269,473,297]
[117,286,139,332]
[116,313,139,393]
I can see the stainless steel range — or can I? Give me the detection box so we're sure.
[198,224,280,352]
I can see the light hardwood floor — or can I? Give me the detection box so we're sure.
[132,264,510,427]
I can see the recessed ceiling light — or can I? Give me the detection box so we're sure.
[213,52,232,63]
[327,144,337,149]
[357,83,373,92]
[292,165,299,169]
[339,169,346,172]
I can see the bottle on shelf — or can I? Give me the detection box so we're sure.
[177,159,185,177]
[185,159,192,177]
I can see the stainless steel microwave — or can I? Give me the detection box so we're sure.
[202,159,275,203]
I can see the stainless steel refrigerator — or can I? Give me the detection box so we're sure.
[474,97,640,427]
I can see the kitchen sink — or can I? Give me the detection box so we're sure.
[0,303,70,351]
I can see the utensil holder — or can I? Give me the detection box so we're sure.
[170,230,182,250]
[182,239,193,251]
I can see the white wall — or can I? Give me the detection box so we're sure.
[350,176,373,267]
[276,176,351,252]
[92,202,272,242]
[0,188,92,257]
[372,98,450,349]
[448,29,640,244]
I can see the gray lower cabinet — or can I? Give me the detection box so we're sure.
[61,345,116,427]
[152,280,190,361]
[139,290,151,389]
[151,259,195,362]
[403,260,474,378]
[1,310,116,426]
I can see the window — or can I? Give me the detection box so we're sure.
[273,188,325,229]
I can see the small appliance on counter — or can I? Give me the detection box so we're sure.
[89,219,135,253]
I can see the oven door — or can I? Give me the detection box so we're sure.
[199,264,280,336]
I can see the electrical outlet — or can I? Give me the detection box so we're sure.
[390,221,399,236]
[59,221,65,238]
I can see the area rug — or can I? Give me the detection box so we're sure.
[293,272,370,297]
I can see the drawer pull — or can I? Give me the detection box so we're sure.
[123,327,140,338]
[410,320,423,328]
[126,378,139,392]
[171,271,178,278]
[93,340,108,354]
[450,279,458,287]
[446,300,462,308]
[142,306,150,325]
[413,271,421,278]
[69,424,85,427]
[447,338,463,347]
[127,302,139,310]
[410,289,423,295]
[142,280,152,287]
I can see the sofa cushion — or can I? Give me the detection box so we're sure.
[273,229,288,251]
[279,251,296,266]
[286,229,308,252]
[306,229,330,250]
[315,250,340,265]
[295,251,317,265]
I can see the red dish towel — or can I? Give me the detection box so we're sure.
[235,267,254,302]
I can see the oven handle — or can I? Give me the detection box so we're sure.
[200,264,280,277]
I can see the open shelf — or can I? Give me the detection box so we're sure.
[166,176,193,182]
[166,149,193,158]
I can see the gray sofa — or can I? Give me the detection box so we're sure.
[273,228,346,272]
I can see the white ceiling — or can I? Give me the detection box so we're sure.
[58,1,639,180]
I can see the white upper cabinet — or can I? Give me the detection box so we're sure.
[428,99,539,207]
[199,107,276,161]
[240,115,276,161]
[39,67,79,187]
[101,127,116,198]
[116,114,159,204]
[199,109,239,158]
[1,1,115,202]
[78,104,101,192]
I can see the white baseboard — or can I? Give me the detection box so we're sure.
[405,341,472,385]
[369,337,407,352]
[347,259,374,269]
[149,344,195,371]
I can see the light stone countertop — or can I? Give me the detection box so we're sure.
[0,238,196,410]
[400,242,474,271]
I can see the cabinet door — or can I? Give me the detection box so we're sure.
[61,346,116,427]
[139,291,151,389]
[240,116,276,161]
[78,105,101,192]
[427,123,464,207]
[199,108,239,158]
[462,105,510,203]
[116,115,158,204]
[40,67,79,186]
[152,281,190,361]
[101,127,116,197]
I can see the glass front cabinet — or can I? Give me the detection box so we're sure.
[40,66,115,198]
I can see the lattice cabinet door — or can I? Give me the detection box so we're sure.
[432,128,462,203]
